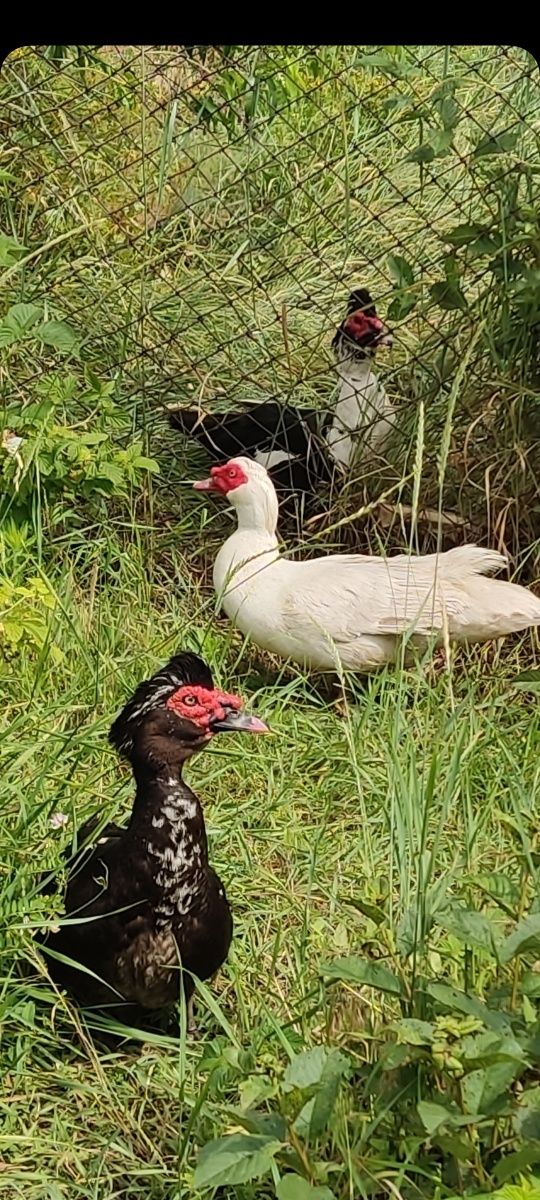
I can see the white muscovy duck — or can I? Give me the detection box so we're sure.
[194,457,540,673]
[169,288,395,508]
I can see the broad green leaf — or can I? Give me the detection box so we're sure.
[283,1046,329,1091]
[387,292,417,321]
[406,144,435,163]
[308,1051,350,1138]
[438,95,460,130]
[277,1176,335,1200]
[0,233,27,265]
[493,1146,540,1183]
[501,914,540,963]
[426,982,509,1030]
[522,971,540,997]
[462,1061,521,1114]
[133,455,160,473]
[435,1132,476,1162]
[36,320,80,355]
[193,1134,282,1190]
[387,253,415,288]
[293,1097,315,1137]
[445,223,487,246]
[389,1018,434,1046]
[429,281,467,311]
[459,1028,526,1067]
[473,130,519,158]
[460,1069,485,1115]
[321,956,402,995]
[417,1099,453,1135]
[435,905,501,957]
[467,234,502,257]
[225,1107,287,1141]
[347,897,385,925]
[514,669,540,691]
[428,128,455,156]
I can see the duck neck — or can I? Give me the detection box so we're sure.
[129,759,209,922]
[233,484,279,541]
[326,351,379,469]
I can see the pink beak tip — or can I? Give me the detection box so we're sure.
[193,478,214,491]
[250,717,271,734]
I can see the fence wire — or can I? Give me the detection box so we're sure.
[1,45,539,563]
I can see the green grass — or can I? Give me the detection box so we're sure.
[0,43,540,1200]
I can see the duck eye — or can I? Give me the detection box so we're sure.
[183,694,196,706]
[227,468,236,478]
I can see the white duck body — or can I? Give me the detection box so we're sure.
[208,458,540,674]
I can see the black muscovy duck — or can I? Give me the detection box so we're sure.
[169,288,394,510]
[37,651,268,1032]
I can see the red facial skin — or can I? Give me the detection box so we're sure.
[166,684,243,729]
[343,312,385,341]
[193,461,249,495]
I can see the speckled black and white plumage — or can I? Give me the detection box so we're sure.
[37,652,266,1030]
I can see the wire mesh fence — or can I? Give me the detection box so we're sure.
[1,45,539,566]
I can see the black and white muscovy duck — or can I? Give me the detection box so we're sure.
[169,288,394,507]
[37,651,268,1031]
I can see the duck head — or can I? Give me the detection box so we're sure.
[194,457,279,533]
[332,288,393,362]
[109,650,269,766]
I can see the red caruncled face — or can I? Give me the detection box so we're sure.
[209,462,248,494]
[166,685,242,728]
[344,312,384,341]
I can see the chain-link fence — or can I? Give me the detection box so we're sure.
[1,45,539,565]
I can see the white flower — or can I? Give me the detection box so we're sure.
[2,430,24,457]
[50,811,68,829]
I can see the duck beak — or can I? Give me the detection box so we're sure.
[193,477,218,491]
[376,330,393,349]
[210,708,270,734]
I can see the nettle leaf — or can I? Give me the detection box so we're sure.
[469,873,520,916]
[387,253,415,288]
[501,914,540,964]
[36,320,80,355]
[193,1134,282,1190]
[429,281,467,311]
[473,130,519,158]
[277,1176,335,1200]
[321,956,402,995]
[435,905,501,958]
[0,302,42,346]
